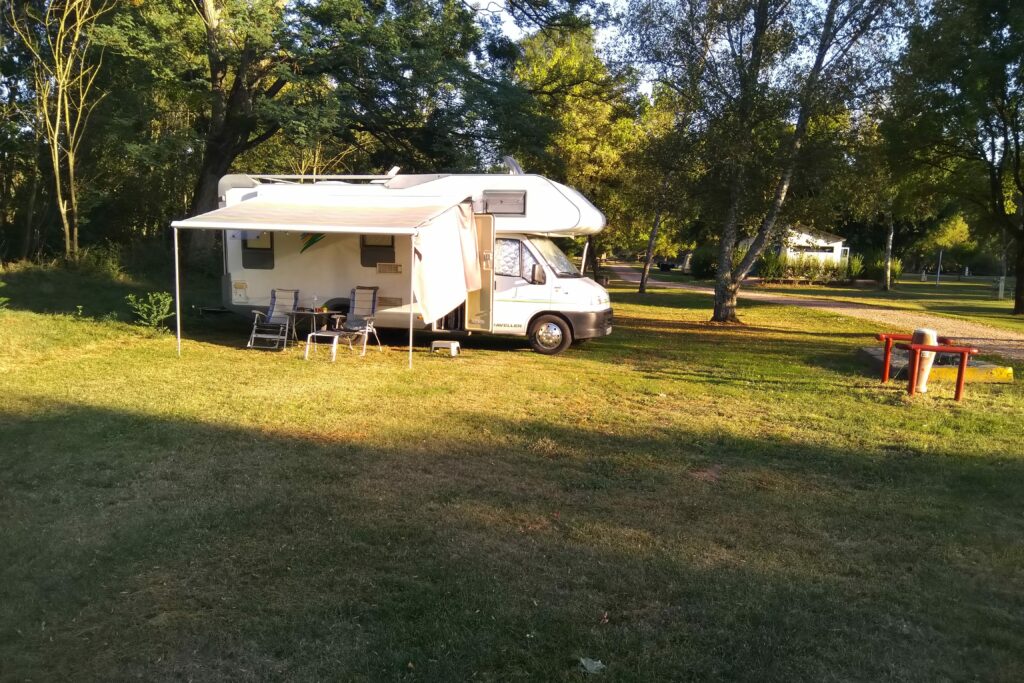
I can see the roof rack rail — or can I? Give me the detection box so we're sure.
[246,174,396,184]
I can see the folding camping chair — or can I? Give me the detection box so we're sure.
[304,286,381,360]
[248,288,299,350]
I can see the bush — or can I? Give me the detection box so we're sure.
[758,251,787,280]
[787,255,815,281]
[757,253,852,283]
[865,255,904,284]
[890,257,904,282]
[74,243,124,280]
[690,246,718,279]
[847,254,864,279]
[125,291,174,330]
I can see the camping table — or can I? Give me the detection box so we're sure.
[288,310,342,340]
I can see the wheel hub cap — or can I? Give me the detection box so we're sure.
[537,322,563,348]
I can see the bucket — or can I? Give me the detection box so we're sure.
[912,328,938,393]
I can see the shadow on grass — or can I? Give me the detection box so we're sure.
[2,403,1022,680]
[0,265,220,321]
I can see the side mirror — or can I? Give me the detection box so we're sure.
[530,263,547,285]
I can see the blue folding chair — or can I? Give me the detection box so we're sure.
[248,288,298,350]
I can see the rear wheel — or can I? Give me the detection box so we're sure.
[529,315,572,355]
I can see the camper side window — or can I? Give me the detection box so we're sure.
[495,239,538,279]
[241,231,274,270]
[360,235,395,267]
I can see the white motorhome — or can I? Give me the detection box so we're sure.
[173,171,613,355]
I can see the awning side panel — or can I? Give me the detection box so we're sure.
[413,203,476,323]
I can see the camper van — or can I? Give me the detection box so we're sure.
[175,171,612,354]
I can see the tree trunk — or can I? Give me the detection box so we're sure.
[581,236,594,278]
[1014,235,1024,315]
[638,209,663,294]
[1001,225,1008,278]
[589,237,601,280]
[883,211,895,290]
[186,151,232,260]
[20,172,40,260]
[711,165,744,322]
[712,279,739,322]
[68,151,80,256]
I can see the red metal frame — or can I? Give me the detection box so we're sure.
[895,342,979,401]
[875,333,955,384]
[875,333,978,401]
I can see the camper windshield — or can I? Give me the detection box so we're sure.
[531,237,581,277]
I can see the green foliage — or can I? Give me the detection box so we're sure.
[510,28,649,255]
[892,0,1024,308]
[124,291,173,330]
[758,251,787,280]
[848,253,865,279]
[72,243,124,281]
[890,257,904,282]
[865,256,903,283]
[690,245,718,279]
[757,253,851,283]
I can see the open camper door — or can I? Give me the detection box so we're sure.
[466,214,494,332]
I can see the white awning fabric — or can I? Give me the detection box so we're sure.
[170,196,456,234]
[413,203,480,322]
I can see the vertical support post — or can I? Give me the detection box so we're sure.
[408,233,415,370]
[935,249,943,285]
[882,337,893,383]
[173,227,182,357]
[955,352,969,401]
[907,347,919,396]
[580,239,589,273]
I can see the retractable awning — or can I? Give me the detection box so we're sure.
[170,194,477,369]
[170,196,458,234]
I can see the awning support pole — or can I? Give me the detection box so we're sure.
[173,226,182,357]
[408,234,415,369]
[580,239,589,273]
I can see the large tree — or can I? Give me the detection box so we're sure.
[509,27,641,273]
[6,0,113,259]
[627,0,901,321]
[893,0,1024,312]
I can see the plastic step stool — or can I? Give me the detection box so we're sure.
[430,340,461,357]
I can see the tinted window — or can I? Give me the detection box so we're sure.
[242,232,274,270]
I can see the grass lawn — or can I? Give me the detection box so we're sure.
[2,264,1023,680]
[753,278,1024,334]
[627,263,1024,334]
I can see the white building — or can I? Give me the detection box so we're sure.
[743,226,848,263]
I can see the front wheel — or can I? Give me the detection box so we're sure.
[529,315,572,355]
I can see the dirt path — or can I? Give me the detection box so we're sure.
[610,265,1024,362]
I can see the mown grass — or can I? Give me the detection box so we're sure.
[1,265,1023,681]
[628,263,1023,334]
[753,277,1024,334]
